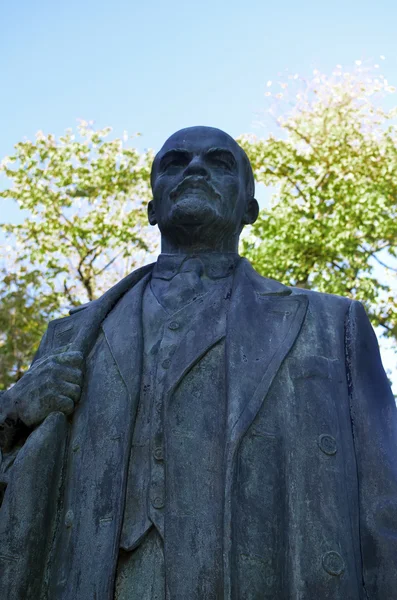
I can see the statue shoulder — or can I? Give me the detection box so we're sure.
[34,263,155,362]
[245,260,352,318]
[33,303,98,363]
[68,302,91,316]
[288,285,352,324]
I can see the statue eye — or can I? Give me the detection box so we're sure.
[215,158,234,172]
[215,157,231,168]
[163,156,189,171]
[208,152,235,171]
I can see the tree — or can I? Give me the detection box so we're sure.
[238,62,397,341]
[2,64,397,387]
[0,122,155,387]
[0,265,59,386]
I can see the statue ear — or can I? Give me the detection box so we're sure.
[242,197,259,225]
[147,200,157,226]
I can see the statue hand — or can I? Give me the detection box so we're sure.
[6,349,84,427]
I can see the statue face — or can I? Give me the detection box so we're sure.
[149,126,257,249]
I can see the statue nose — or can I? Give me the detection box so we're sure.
[184,157,209,178]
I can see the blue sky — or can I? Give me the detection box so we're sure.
[2,0,396,160]
[1,0,397,381]
[2,0,397,216]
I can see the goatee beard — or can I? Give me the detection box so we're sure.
[160,209,238,251]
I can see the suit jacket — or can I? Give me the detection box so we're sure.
[0,258,396,600]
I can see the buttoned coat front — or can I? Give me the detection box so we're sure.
[1,259,396,600]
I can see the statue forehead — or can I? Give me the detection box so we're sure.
[159,126,241,155]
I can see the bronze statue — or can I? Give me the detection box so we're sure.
[1,126,396,599]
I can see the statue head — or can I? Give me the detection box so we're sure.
[148,126,259,253]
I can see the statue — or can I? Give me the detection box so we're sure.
[0,126,396,599]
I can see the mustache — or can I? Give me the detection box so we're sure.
[169,176,221,201]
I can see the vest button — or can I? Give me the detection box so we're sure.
[318,434,337,455]
[153,447,164,461]
[168,321,180,330]
[322,551,345,576]
[162,358,171,369]
[152,496,165,509]
[64,509,74,528]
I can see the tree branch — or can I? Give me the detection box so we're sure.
[279,168,309,203]
[314,170,331,189]
[75,248,100,301]
[372,253,397,273]
[63,281,78,306]
[94,250,123,277]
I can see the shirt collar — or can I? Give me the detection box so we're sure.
[152,252,240,281]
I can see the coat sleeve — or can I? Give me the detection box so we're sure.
[0,326,52,452]
[345,300,397,598]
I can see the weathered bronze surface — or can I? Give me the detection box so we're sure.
[1,126,396,599]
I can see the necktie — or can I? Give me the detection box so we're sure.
[151,257,205,313]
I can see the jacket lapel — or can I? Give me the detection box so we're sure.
[101,265,229,400]
[226,258,308,449]
[223,259,308,599]
[101,272,152,400]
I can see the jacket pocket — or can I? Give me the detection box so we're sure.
[288,354,339,381]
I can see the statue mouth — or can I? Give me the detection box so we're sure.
[170,176,221,202]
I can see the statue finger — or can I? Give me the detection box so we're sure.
[59,365,83,386]
[54,351,84,368]
[58,381,81,403]
[54,395,75,416]
[33,345,72,367]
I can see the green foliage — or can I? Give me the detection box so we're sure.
[239,64,397,340]
[0,266,59,388]
[2,65,397,387]
[0,122,156,387]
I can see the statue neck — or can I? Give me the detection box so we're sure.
[160,232,240,255]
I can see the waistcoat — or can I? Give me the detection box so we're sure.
[120,275,232,597]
